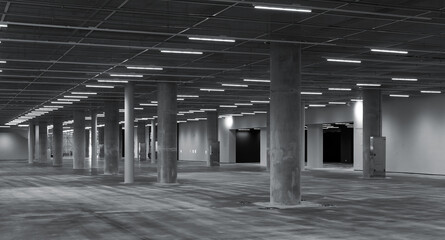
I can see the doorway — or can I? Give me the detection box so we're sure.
[236,129,260,163]
[323,123,353,165]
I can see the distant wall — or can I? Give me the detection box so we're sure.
[0,128,28,160]
[178,121,208,161]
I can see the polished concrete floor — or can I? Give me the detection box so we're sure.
[1,159,444,240]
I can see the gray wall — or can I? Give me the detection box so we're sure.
[0,128,28,160]
[178,121,208,161]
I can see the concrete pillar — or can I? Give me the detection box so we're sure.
[157,83,177,183]
[266,108,271,170]
[28,123,35,164]
[98,126,105,158]
[85,129,90,158]
[91,110,98,174]
[150,120,157,164]
[104,102,119,175]
[52,117,63,167]
[206,111,220,166]
[138,121,147,161]
[307,124,323,169]
[353,101,364,170]
[35,123,40,161]
[270,43,301,206]
[363,89,382,178]
[73,110,86,171]
[124,82,135,183]
[301,104,306,169]
[38,121,48,164]
[119,124,123,160]
[145,124,150,160]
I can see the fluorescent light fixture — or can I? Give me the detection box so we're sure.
[370,49,408,54]
[242,112,255,115]
[200,109,217,111]
[254,111,267,114]
[126,66,163,71]
[200,88,225,92]
[135,107,144,110]
[151,101,158,103]
[219,105,237,108]
[328,88,351,91]
[254,5,311,13]
[57,98,80,102]
[52,101,73,104]
[329,102,347,105]
[177,121,186,123]
[0,61,6,63]
[161,50,203,55]
[0,126,10,128]
[351,99,363,102]
[98,79,128,83]
[140,103,158,106]
[420,90,441,94]
[44,105,63,108]
[301,92,322,95]
[177,95,199,98]
[64,95,88,98]
[109,74,143,77]
[356,83,381,87]
[235,103,253,106]
[391,78,418,81]
[72,92,97,95]
[222,84,248,87]
[309,104,326,107]
[389,94,409,98]
[177,98,184,101]
[326,58,361,64]
[243,79,270,83]
[86,85,115,88]
[18,124,29,127]
[251,100,270,103]
[0,24,7,28]
[188,37,235,43]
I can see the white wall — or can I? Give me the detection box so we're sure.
[178,121,208,161]
[0,128,28,160]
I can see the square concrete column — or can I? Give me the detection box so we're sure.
[73,110,86,171]
[150,120,157,164]
[363,89,383,178]
[157,83,177,183]
[38,121,48,164]
[301,103,306,170]
[206,111,220,166]
[52,117,63,167]
[28,122,35,164]
[90,110,98,174]
[137,121,147,161]
[266,107,270,170]
[307,124,323,169]
[270,43,302,206]
[124,82,135,183]
[98,126,104,159]
[104,102,120,175]
[85,129,90,158]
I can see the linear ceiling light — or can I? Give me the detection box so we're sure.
[328,88,351,91]
[235,103,253,106]
[0,24,7,28]
[98,79,128,83]
[109,74,143,77]
[57,98,80,102]
[200,109,217,111]
[351,99,363,102]
[370,49,408,54]
[200,88,225,92]
[309,104,326,107]
[52,101,73,104]
[86,85,115,88]
[140,103,158,106]
[356,83,381,87]
[71,92,97,95]
[326,58,361,64]
[254,5,311,13]
[222,84,248,87]
[243,79,270,83]
[420,90,441,94]
[390,94,409,98]
[0,61,6,63]
[254,111,267,114]
[160,50,203,55]
[329,102,347,105]
[251,100,270,103]
[126,66,163,70]
[391,78,418,81]
[64,95,88,98]
[188,37,235,43]
[301,92,322,95]
[219,105,237,108]
[177,95,199,98]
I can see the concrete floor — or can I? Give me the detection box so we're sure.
[1,159,444,240]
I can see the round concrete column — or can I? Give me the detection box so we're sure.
[150,120,157,164]
[157,83,177,183]
[137,121,147,161]
[362,89,382,178]
[300,103,306,170]
[206,111,220,166]
[104,101,119,175]
[98,126,104,159]
[270,43,302,206]
[52,117,63,167]
[85,129,90,158]
[73,110,86,171]
[38,121,48,164]
[91,110,98,174]
[266,107,270,170]
[124,82,135,183]
[28,122,35,164]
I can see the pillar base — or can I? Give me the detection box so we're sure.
[90,168,99,175]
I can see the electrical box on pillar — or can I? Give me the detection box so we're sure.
[369,136,386,177]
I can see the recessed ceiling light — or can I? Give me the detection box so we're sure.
[235,103,253,106]
[222,84,248,87]
[52,101,73,104]
[160,50,203,55]
[109,74,143,77]
[328,88,352,91]
[301,92,322,95]
[188,37,235,43]
[356,83,381,87]
[64,95,88,98]
[57,98,80,102]
[126,66,163,70]
[329,102,347,105]
[390,94,409,98]
[219,105,237,108]
[251,100,270,103]
[86,85,114,88]
[140,103,158,106]
[98,79,128,83]
[200,88,225,92]
[420,90,441,94]
[326,58,361,64]
[370,49,408,54]
[71,92,97,95]
[243,79,270,83]
[254,5,311,13]
[177,95,199,98]
[391,78,418,81]
[309,104,326,107]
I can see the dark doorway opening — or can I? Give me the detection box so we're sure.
[236,129,260,163]
[323,124,353,164]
